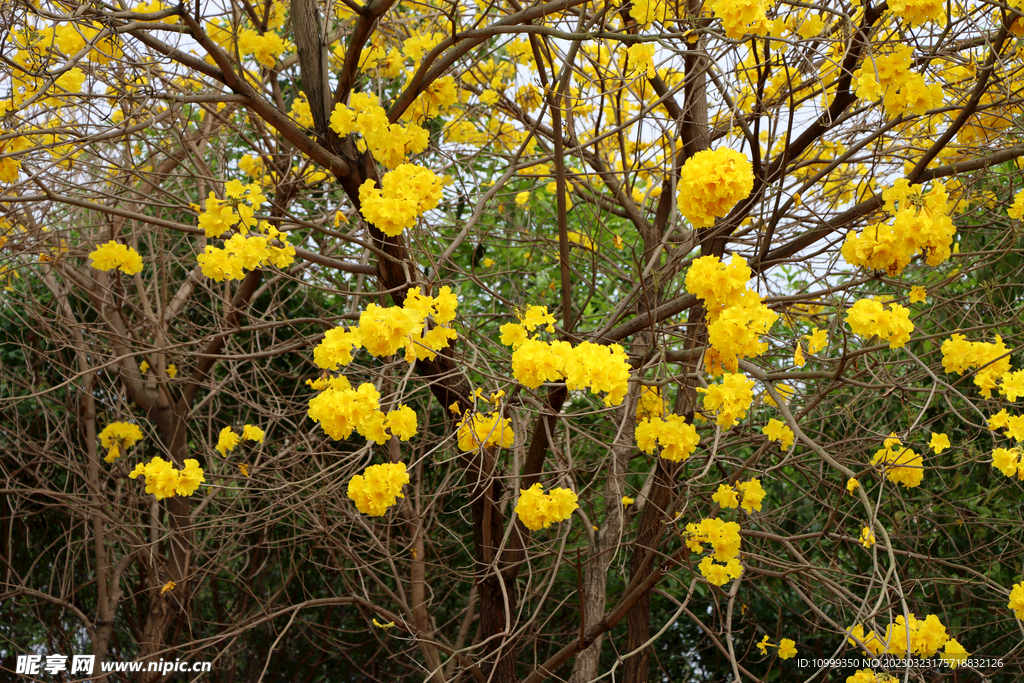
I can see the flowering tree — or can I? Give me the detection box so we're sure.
[4,0,1024,681]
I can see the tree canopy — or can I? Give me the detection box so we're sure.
[4,0,1024,681]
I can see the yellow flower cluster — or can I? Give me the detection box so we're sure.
[853,45,942,116]
[712,479,765,513]
[712,483,739,508]
[686,255,751,316]
[635,414,700,462]
[846,299,914,349]
[676,148,754,228]
[314,286,458,368]
[841,180,956,275]
[238,29,289,68]
[888,0,945,27]
[457,411,515,451]
[929,432,950,454]
[1010,189,1024,220]
[846,671,896,683]
[89,241,143,275]
[358,164,444,237]
[738,479,766,512]
[706,0,772,40]
[401,76,459,122]
[847,616,968,666]
[871,433,923,488]
[685,517,743,586]
[636,385,664,420]
[308,377,418,444]
[197,231,296,281]
[214,423,265,457]
[697,373,755,428]
[686,255,776,373]
[507,339,631,406]
[501,307,630,407]
[1000,370,1024,401]
[330,93,429,169]
[0,135,29,183]
[989,409,1024,441]
[992,447,1024,479]
[762,418,794,450]
[515,483,579,531]
[629,0,668,27]
[98,421,144,463]
[499,305,557,346]
[626,44,656,80]
[198,181,267,238]
[941,334,1011,397]
[195,182,295,281]
[129,457,205,499]
[1009,581,1024,619]
[756,636,797,659]
[347,462,410,516]
[805,327,828,354]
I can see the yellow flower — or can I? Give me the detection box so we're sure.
[764,383,795,408]
[846,299,914,349]
[128,456,180,500]
[697,373,755,429]
[707,0,771,39]
[176,459,205,496]
[621,496,635,507]
[216,426,240,457]
[676,148,753,228]
[515,191,530,206]
[457,411,514,451]
[871,435,924,488]
[762,419,794,450]
[385,405,418,441]
[242,424,265,443]
[372,618,395,629]
[515,483,579,531]
[846,477,860,494]
[793,343,805,367]
[161,581,176,594]
[89,240,144,275]
[941,638,969,669]
[736,479,766,513]
[1000,370,1024,401]
[778,638,797,659]
[1010,582,1024,619]
[567,231,596,251]
[358,164,443,236]
[804,328,828,354]
[99,422,144,463]
[635,414,700,462]
[756,635,774,655]
[929,432,950,454]
[626,43,656,79]
[636,385,664,421]
[909,286,927,303]
[712,483,739,509]
[348,462,410,516]
[859,526,876,548]
[239,463,250,477]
